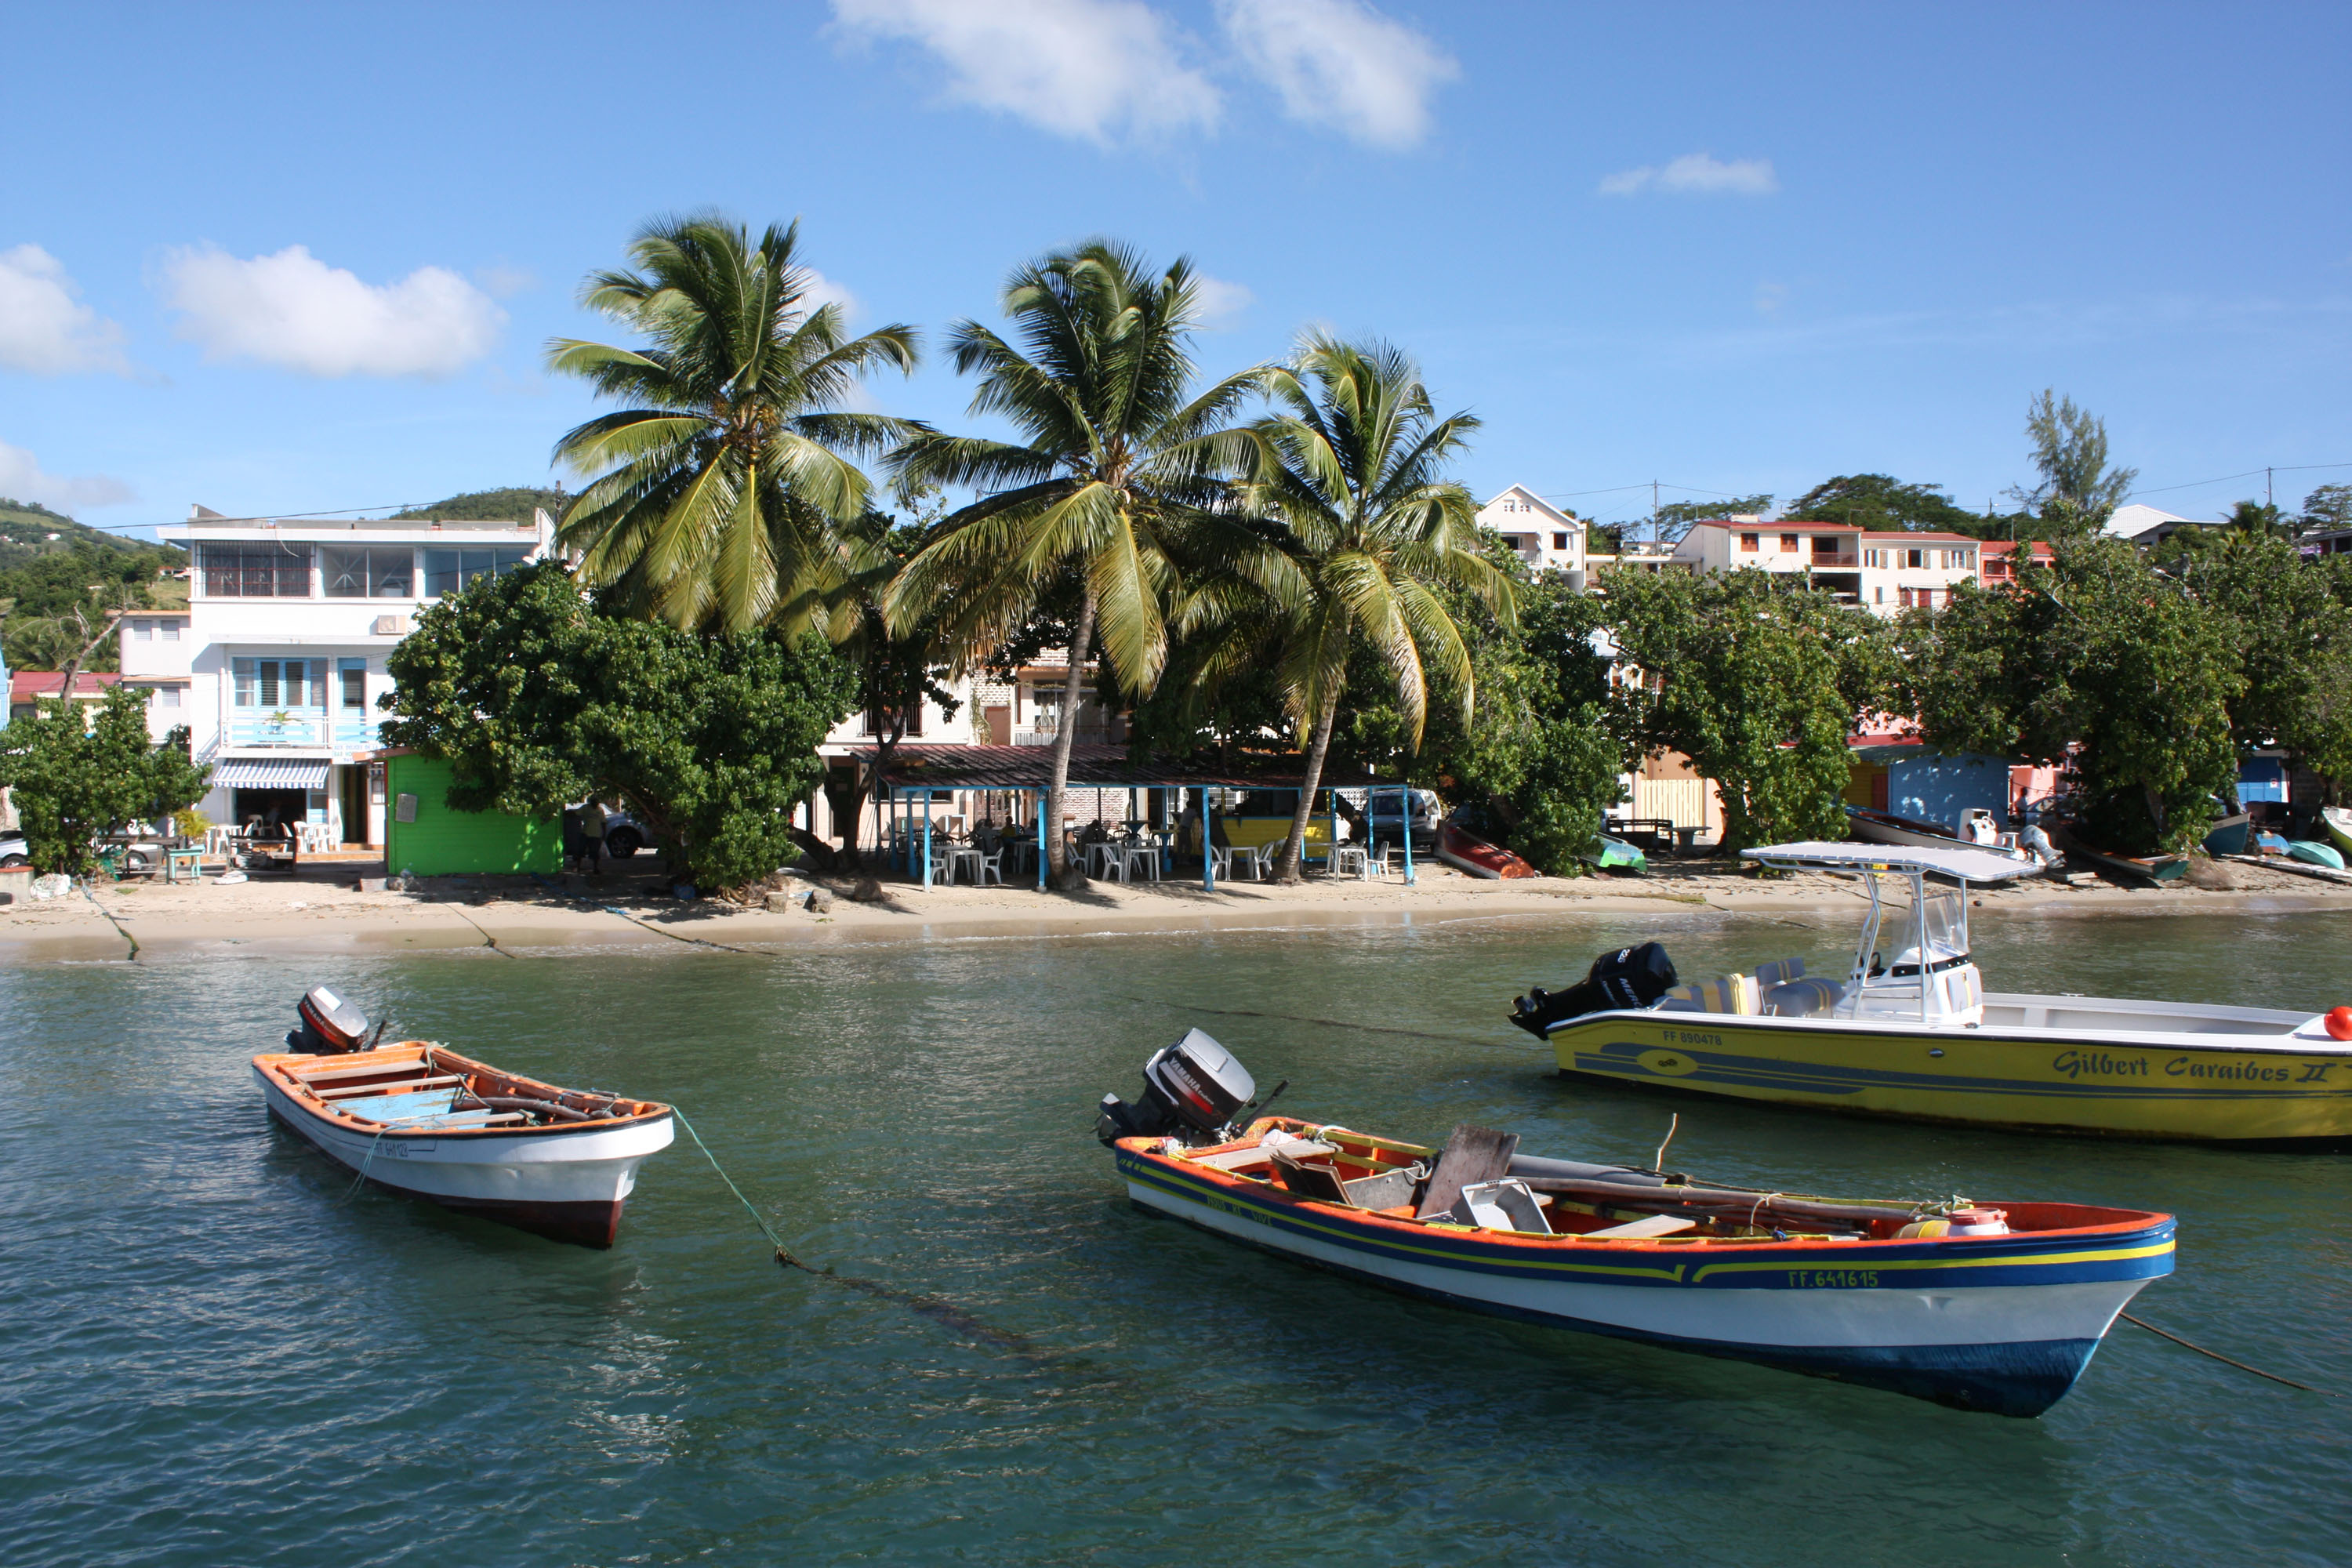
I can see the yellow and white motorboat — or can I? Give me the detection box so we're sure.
[1509,842,2352,1144]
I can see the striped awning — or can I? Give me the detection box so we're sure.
[213,758,331,789]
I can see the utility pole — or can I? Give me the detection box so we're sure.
[2267,466,2274,510]
[1651,479,1660,544]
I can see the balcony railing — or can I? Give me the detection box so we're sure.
[224,713,379,755]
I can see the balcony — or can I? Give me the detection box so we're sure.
[223,712,379,757]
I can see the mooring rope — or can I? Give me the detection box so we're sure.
[78,880,139,960]
[435,898,514,957]
[528,873,761,955]
[2119,1312,2336,1396]
[670,1107,1043,1354]
[1116,993,1499,1049]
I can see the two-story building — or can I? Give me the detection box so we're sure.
[1670,521,1981,615]
[1978,539,2055,588]
[151,506,554,848]
[1477,485,1586,575]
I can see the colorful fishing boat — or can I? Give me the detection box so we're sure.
[2201,811,2252,858]
[1509,842,2352,1142]
[2049,822,2187,884]
[2324,806,2352,863]
[2287,840,2346,871]
[1093,1033,2172,1416]
[1582,833,1647,876]
[1437,820,1538,878]
[253,988,673,1247]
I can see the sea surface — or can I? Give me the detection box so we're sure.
[4,906,2349,1566]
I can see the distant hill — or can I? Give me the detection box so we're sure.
[0,498,178,572]
[390,487,570,523]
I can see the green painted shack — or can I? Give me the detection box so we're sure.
[379,751,561,877]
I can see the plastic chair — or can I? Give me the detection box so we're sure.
[976,849,1005,886]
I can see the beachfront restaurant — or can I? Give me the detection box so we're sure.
[846,744,1425,891]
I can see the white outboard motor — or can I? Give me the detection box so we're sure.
[1096,1028,1257,1146]
[288,986,372,1054]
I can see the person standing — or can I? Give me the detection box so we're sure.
[581,800,608,875]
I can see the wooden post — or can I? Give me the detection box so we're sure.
[1402,784,1416,885]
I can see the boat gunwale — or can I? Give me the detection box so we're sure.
[1120,1131,2172,1263]
[1540,996,2332,1056]
[252,1044,673,1141]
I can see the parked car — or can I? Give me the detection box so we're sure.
[1,833,28,869]
[602,811,648,858]
[1355,786,1443,855]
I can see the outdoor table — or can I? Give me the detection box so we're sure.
[1118,844,1161,883]
[164,847,204,884]
[1671,826,1704,855]
[949,848,987,886]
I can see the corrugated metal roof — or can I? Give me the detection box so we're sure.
[212,758,331,789]
[848,744,1392,792]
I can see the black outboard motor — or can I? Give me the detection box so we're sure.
[288,985,371,1054]
[1097,1028,1257,1146]
[1509,942,1678,1038]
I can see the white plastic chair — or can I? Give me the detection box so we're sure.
[976,848,1005,886]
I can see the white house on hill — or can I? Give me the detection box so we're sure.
[1476,485,1585,575]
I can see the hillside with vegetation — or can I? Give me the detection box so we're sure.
[0,498,172,570]
[389,487,568,523]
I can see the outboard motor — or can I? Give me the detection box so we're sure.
[1509,942,1678,1038]
[1096,1028,1257,1146]
[288,986,371,1054]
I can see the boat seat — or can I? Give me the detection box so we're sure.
[1762,978,1849,1018]
[1661,974,1762,1015]
[1269,1145,1352,1203]
[1754,957,1804,988]
[1457,1178,1553,1235]
[337,1088,459,1124]
[1414,1124,1520,1218]
[315,1074,462,1101]
[1584,1212,1697,1240]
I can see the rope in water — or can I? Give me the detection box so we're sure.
[672,1108,801,1267]
[528,873,761,956]
[2119,1312,2336,1396]
[78,880,139,960]
[1116,994,1498,1049]
[437,898,514,956]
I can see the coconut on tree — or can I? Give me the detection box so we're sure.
[884,241,1285,887]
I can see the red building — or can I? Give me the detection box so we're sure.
[1978,539,2055,589]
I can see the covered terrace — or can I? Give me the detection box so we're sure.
[848,744,1423,891]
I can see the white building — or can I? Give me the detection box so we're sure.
[1477,485,1586,575]
[147,506,554,847]
[1669,521,1981,615]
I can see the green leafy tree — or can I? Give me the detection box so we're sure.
[546,214,920,634]
[379,562,859,890]
[886,240,1276,887]
[1226,335,1514,880]
[0,688,209,875]
[2299,484,2352,535]
[2009,390,2137,535]
[1900,540,2239,852]
[2220,499,2288,535]
[2163,530,2352,788]
[0,544,180,673]
[1605,569,1890,851]
[1784,474,2002,538]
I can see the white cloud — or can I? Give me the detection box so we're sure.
[830,0,1219,145]
[0,245,130,375]
[159,245,505,377]
[1599,152,1780,198]
[1191,273,1254,329]
[1218,0,1456,149]
[800,266,859,323]
[0,439,134,510]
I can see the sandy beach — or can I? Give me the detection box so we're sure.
[6,852,2348,963]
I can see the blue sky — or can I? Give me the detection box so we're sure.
[3,1,2347,539]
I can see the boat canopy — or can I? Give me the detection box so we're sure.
[1740,840,2038,884]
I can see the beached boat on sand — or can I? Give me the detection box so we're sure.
[253,988,673,1247]
[1509,842,2352,1142]
[1093,1032,2172,1417]
[1436,820,1537,879]
[2048,822,2187,884]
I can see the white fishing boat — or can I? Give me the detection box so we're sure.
[1094,1033,2174,1417]
[1510,842,2352,1142]
[253,988,673,1247]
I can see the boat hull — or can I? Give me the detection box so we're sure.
[2324,808,2352,862]
[1542,997,2352,1142]
[1118,1148,2169,1417]
[2202,813,2252,857]
[257,1070,674,1247]
[1437,822,1537,879]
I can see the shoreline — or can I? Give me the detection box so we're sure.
[5,856,2350,964]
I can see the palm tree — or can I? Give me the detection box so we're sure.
[546,214,921,633]
[884,241,1282,886]
[1236,333,1514,881]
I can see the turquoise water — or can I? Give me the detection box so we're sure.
[4,907,2350,1566]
